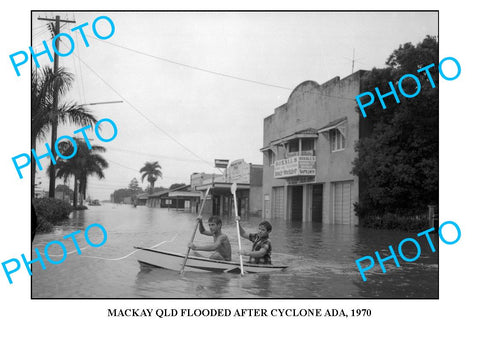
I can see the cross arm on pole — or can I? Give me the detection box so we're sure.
[37,17,76,24]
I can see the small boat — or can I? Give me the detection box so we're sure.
[134,246,288,274]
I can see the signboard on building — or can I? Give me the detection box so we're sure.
[214,159,229,168]
[274,156,316,178]
[190,172,223,189]
[286,176,316,185]
[227,159,250,184]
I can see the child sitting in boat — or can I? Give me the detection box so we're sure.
[237,217,273,265]
[188,216,232,261]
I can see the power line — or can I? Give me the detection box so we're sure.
[85,33,356,102]
[71,15,87,104]
[67,44,219,173]
[32,27,51,39]
[104,157,187,181]
[85,34,291,91]
[32,24,48,31]
[69,36,84,102]
[107,146,206,164]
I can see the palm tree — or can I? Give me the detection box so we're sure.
[77,150,109,205]
[31,66,97,198]
[140,161,163,193]
[53,138,108,208]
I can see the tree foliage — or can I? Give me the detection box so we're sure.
[128,178,142,194]
[31,66,97,198]
[169,183,187,190]
[53,138,109,207]
[352,36,439,218]
[140,161,163,193]
[111,188,136,203]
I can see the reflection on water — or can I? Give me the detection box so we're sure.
[32,203,438,298]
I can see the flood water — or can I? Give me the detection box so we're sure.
[32,203,438,298]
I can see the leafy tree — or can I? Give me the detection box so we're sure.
[151,187,168,193]
[352,36,438,219]
[169,183,187,190]
[140,161,163,193]
[111,188,135,203]
[128,178,142,194]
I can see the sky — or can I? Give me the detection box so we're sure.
[31,11,438,200]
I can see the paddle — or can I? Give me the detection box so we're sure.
[180,185,212,274]
[230,183,245,276]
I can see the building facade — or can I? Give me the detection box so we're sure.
[261,71,370,225]
[192,160,263,218]
[146,186,201,212]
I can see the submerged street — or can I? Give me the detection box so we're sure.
[32,203,438,298]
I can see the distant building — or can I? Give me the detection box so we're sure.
[146,185,201,212]
[136,193,149,206]
[147,189,170,208]
[261,71,371,224]
[192,160,263,218]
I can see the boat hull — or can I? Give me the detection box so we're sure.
[134,247,287,274]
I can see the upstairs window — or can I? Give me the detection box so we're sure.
[288,139,299,153]
[301,138,315,155]
[319,118,347,152]
[330,128,345,152]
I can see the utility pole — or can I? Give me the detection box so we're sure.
[37,15,76,198]
[344,48,362,75]
[352,48,355,74]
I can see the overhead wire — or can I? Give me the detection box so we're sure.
[107,146,206,164]
[71,14,87,104]
[85,34,292,91]
[32,27,51,39]
[103,157,186,180]
[70,39,84,103]
[85,33,356,102]
[63,41,219,173]
[51,22,358,188]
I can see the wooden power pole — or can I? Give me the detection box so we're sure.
[37,15,76,198]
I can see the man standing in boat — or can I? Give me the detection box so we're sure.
[188,216,232,261]
[237,218,273,265]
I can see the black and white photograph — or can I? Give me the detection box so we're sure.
[3,0,480,338]
[28,10,440,299]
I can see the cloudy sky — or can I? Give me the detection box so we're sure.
[31,11,438,199]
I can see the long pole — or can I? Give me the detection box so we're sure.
[48,16,60,197]
[231,183,244,276]
[37,15,76,197]
[180,185,211,274]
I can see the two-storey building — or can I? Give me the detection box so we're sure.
[261,71,370,225]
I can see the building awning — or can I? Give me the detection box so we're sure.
[261,128,318,151]
[148,185,192,198]
[196,182,250,192]
[260,145,273,152]
[168,191,202,198]
[148,190,169,198]
[318,117,347,137]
